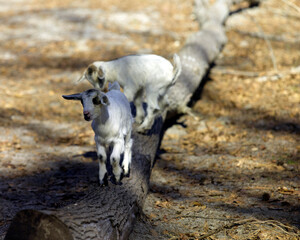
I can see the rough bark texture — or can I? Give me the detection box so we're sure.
[4,128,161,240]
[4,0,251,239]
[166,0,230,114]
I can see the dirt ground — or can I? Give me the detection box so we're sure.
[0,0,299,239]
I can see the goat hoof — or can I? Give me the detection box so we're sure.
[122,166,130,178]
[135,117,143,124]
[99,173,108,187]
[136,126,147,134]
[137,128,150,135]
[111,175,122,185]
[99,181,108,187]
[116,181,122,185]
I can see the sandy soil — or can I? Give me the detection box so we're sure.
[0,0,299,239]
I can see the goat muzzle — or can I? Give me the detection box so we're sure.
[83,111,91,121]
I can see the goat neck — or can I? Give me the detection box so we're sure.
[94,104,109,125]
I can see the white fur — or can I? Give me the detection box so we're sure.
[79,54,181,133]
[62,82,133,185]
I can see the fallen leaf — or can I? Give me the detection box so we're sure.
[148,213,157,220]
[191,201,204,206]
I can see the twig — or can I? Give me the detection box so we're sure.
[210,68,260,77]
[231,0,260,4]
[198,218,257,240]
[280,0,300,14]
[210,65,300,81]
[197,217,300,240]
[171,215,300,238]
[246,13,278,72]
[258,219,300,236]
[267,8,300,19]
[175,215,238,221]
[232,29,300,43]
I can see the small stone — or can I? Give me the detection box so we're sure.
[262,192,270,201]
[260,145,266,150]
[239,40,249,48]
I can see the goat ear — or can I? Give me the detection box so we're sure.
[98,66,105,79]
[87,64,97,75]
[100,94,110,106]
[62,93,82,100]
[84,64,99,87]
[97,66,105,89]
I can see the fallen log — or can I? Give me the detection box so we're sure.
[4,1,259,239]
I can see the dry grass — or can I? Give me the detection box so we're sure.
[0,0,299,239]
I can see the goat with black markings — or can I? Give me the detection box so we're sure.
[78,54,182,133]
[62,82,133,185]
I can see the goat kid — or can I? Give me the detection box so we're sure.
[78,54,182,133]
[62,82,133,185]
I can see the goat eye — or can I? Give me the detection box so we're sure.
[93,97,100,105]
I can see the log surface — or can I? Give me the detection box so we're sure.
[4,1,255,239]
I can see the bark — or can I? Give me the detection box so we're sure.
[4,129,161,240]
[166,0,230,114]
[4,1,258,239]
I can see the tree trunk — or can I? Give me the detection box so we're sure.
[4,1,258,239]
[166,0,230,114]
[4,130,161,240]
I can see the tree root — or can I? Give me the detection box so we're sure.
[197,217,300,240]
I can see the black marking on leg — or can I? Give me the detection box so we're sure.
[110,175,122,185]
[98,154,105,163]
[122,165,130,178]
[126,165,131,178]
[100,173,108,187]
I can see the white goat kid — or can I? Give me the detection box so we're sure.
[62,82,133,185]
[78,54,182,133]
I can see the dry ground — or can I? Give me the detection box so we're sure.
[0,0,299,239]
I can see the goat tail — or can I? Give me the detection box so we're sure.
[171,53,182,85]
